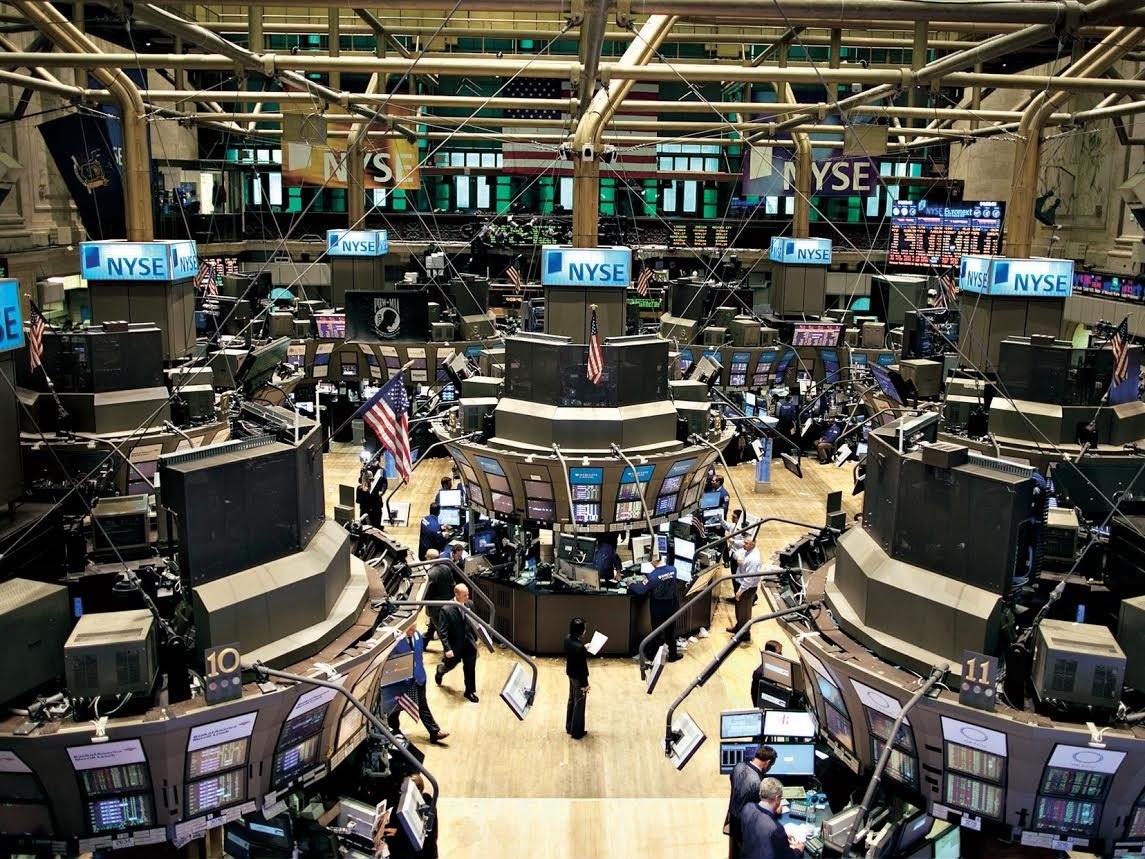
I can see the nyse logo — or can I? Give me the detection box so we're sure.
[86,245,166,279]
[170,244,198,278]
[547,251,626,284]
[999,262,1070,295]
[960,258,991,291]
[333,235,376,255]
[785,241,830,262]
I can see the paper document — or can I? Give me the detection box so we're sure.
[585,631,609,655]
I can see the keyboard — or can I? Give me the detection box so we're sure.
[802,835,823,857]
[782,786,807,801]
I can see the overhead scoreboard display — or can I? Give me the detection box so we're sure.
[888,200,1003,268]
[669,224,731,249]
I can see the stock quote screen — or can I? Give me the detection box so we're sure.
[669,223,732,250]
[888,200,1004,268]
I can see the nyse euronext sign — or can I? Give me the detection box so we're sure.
[327,229,389,257]
[0,280,23,354]
[768,236,833,265]
[80,240,198,282]
[541,246,631,288]
[958,255,1074,298]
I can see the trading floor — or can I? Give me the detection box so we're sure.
[325,446,861,858]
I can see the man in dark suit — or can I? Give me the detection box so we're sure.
[434,583,479,703]
[422,550,453,644]
[741,777,805,858]
[727,745,777,859]
[564,617,590,739]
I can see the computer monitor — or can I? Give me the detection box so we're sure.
[666,711,706,771]
[761,652,799,691]
[719,741,759,775]
[656,535,669,556]
[895,810,933,854]
[646,643,668,694]
[438,507,461,527]
[396,776,427,851]
[932,822,960,858]
[673,537,696,560]
[703,508,724,527]
[700,491,722,510]
[438,489,462,508]
[763,710,817,739]
[632,536,653,564]
[471,528,496,555]
[768,743,816,777]
[675,559,694,582]
[721,709,764,739]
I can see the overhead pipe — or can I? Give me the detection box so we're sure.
[1007,25,1145,257]
[0,33,63,86]
[143,0,1145,26]
[763,0,1145,137]
[346,72,386,224]
[12,1,152,240]
[577,0,610,117]
[572,13,677,247]
[110,3,415,141]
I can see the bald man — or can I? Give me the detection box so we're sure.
[434,583,480,703]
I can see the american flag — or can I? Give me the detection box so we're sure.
[939,273,958,308]
[394,680,421,722]
[502,78,659,178]
[587,307,604,385]
[504,262,523,292]
[691,511,707,541]
[356,374,413,482]
[195,260,219,296]
[27,301,46,373]
[1111,316,1130,386]
[635,267,654,297]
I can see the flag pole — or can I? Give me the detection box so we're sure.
[328,360,416,443]
[24,296,70,434]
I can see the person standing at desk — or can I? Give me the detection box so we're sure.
[423,550,452,644]
[630,556,682,663]
[435,584,480,703]
[356,470,381,527]
[727,533,762,636]
[419,502,448,561]
[564,617,590,739]
[728,745,777,859]
[593,536,622,584]
[713,475,731,515]
[387,627,449,745]
[741,777,805,858]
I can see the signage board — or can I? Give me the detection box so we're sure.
[541,245,631,288]
[327,229,389,257]
[0,280,23,354]
[80,240,198,282]
[768,236,833,265]
[958,255,1074,298]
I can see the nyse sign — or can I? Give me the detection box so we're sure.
[80,240,199,282]
[327,229,389,257]
[541,246,631,288]
[0,280,23,354]
[768,237,833,265]
[959,255,1074,298]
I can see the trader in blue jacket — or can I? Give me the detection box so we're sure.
[387,626,450,745]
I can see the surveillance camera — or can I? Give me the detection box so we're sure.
[581,143,595,161]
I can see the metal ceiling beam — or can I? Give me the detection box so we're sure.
[141,0,1145,26]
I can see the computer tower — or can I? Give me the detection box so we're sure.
[64,609,158,698]
[91,494,151,557]
[1033,619,1125,709]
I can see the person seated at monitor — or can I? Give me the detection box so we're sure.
[434,475,455,508]
[815,419,847,464]
[750,640,784,705]
[593,536,623,584]
[419,502,449,560]
[741,777,805,859]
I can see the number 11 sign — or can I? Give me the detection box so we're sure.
[959,650,998,712]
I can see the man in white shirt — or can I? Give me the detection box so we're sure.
[727,533,761,636]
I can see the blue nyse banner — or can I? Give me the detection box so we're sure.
[541,246,631,287]
[959,255,1074,298]
[80,241,198,282]
[0,280,23,354]
[620,465,656,483]
[327,229,389,257]
[768,236,833,265]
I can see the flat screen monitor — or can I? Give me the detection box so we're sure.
[526,498,555,521]
[646,643,668,694]
[186,769,245,816]
[314,313,346,339]
[438,507,461,527]
[571,484,601,502]
[472,528,496,554]
[791,322,843,347]
[616,500,643,521]
[675,559,694,582]
[487,473,511,494]
[660,475,684,495]
[719,741,759,774]
[397,776,427,852]
[656,535,669,556]
[768,743,817,777]
[761,652,799,690]
[896,811,933,854]
[188,739,249,779]
[491,492,513,515]
[272,735,321,788]
[655,494,678,516]
[700,491,722,510]
[932,823,961,858]
[573,502,601,523]
[943,773,1003,819]
[869,363,904,405]
[721,709,764,739]
[673,537,695,560]
[666,711,706,771]
[703,508,724,527]
[79,763,149,795]
[524,480,553,500]
[437,489,462,508]
[764,710,817,738]
[87,795,152,833]
[279,706,328,748]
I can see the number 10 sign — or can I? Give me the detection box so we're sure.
[204,643,243,705]
[960,650,998,712]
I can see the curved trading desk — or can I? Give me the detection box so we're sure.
[473,574,713,656]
